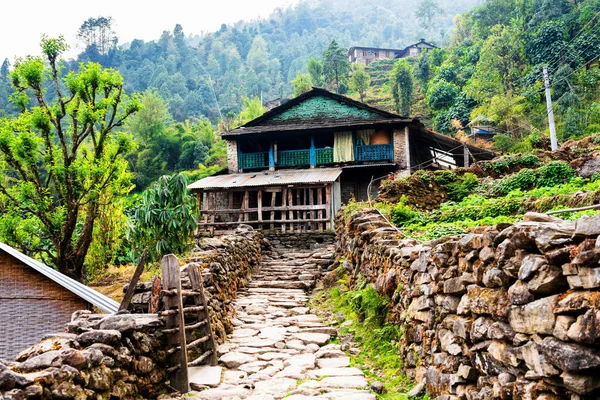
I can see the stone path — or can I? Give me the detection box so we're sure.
[188,246,375,400]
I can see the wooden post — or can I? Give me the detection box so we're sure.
[270,192,276,230]
[310,136,316,168]
[269,143,275,170]
[288,188,294,232]
[257,189,263,229]
[281,188,287,233]
[119,249,147,311]
[148,275,161,313]
[317,187,324,232]
[463,145,470,168]
[325,185,332,230]
[309,188,315,231]
[295,188,301,232]
[210,192,216,235]
[161,255,189,394]
[243,191,250,222]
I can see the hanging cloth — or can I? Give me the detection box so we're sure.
[357,129,374,146]
[333,131,354,162]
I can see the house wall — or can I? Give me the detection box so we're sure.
[227,140,239,173]
[393,127,410,169]
[0,251,90,360]
[350,48,399,65]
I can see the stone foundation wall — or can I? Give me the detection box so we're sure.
[0,313,168,399]
[335,209,600,399]
[129,225,262,342]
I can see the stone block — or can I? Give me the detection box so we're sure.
[509,295,558,335]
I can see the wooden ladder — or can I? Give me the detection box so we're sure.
[160,255,218,394]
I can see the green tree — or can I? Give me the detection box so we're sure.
[292,72,312,96]
[307,57,324,87]
[390,59,414,116]
[128,174,197,261]
[349,65,371,102]
[0,36,139,280]
[426,80,459,110]
[416,0,443,31]
[77,16,118,54]
[322,39,351,94]
[238,96,267,125]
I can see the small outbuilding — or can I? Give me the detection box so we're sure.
[0,243,119,360]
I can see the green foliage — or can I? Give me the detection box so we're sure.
[127,174,197,261]
[480,154,541,174]
[427,80,460,110]
[445,172,480,201]
[323,39,351,94]
[390,59,414,116]
[537,161,576,187]
[349,65,371,101]
[0,38,139,281]
[491,168,538,196]
[292,72,312,96]
[307,57,325,87]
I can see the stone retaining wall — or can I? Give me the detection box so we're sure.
[130,225,262,342]
[0,313,168,399]
[335,209,600,399]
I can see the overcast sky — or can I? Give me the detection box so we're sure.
[0,0,298,62]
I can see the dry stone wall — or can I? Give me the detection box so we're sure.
[0,225,262,399]
[0,313,168,399]
[335,209,600,399]
[129,225,262,342]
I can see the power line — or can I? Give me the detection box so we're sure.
[544,11,600,72]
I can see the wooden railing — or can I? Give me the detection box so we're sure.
[355,143,393,161]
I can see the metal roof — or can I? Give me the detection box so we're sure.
[0,242,119,313]
[188,168,343,190]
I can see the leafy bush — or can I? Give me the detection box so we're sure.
[445,173,480,201]
[127,173,198,261]
[537,161,576,187]
[391,203,424,226]
[491,168,537,196]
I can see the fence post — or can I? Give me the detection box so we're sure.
[161,254,189,394]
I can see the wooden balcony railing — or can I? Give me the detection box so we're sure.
[240,152,268,169]
[355,144,393,161]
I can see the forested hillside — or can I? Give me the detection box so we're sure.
[339,0,600,153]
[0,0,478,121]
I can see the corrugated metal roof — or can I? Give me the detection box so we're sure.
[0,242,119,313]
[188,168,343,190]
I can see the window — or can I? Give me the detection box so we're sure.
[363,50,367,56]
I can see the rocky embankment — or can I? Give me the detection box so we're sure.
[0,313,168,399]
[335,209,600,399]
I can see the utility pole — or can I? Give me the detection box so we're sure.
[543,66,558,151]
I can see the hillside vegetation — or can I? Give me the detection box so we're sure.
[355,135,600,240]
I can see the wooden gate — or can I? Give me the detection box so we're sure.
[160,255,218,393]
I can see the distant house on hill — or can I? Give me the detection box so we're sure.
[187,88,494,235]
[0,243,118,359]
[348,39,437,65]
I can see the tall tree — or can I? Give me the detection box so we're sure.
[77,16,118,54]
[292,72,312,96]
[322,39,351,94]
[416,0,443,31]
[390,59,414,116]
[349,65,371,102]
[0,36,139,280]
[307,57,324,87]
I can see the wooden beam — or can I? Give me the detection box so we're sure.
[270,192,276,230]
[325,185,332,230]
[288,188,294,232]
[119,249,147,311]
[281,188,287,233]
[257,189,263,224]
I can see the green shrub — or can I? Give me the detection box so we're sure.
[537,161,576,187]
[391,203,425,226]
[127,173,198,261]
[491,168,537,196]
[445,172,480,201]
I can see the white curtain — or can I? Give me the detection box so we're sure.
[333,131,354,162]
[357,129,374,145]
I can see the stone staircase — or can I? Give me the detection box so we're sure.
[187,243,376,400]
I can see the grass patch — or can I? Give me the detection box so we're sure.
[311,277,427,400]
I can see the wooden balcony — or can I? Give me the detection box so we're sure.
[238,145,390,170]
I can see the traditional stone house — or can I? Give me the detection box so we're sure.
[348,39,437,65]
[188,88,493,234]
[0,243,118,359]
